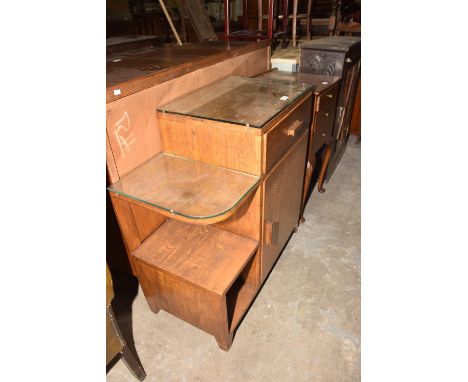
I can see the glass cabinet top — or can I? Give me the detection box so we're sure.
[108,153,260,220]
[157,76,313,128]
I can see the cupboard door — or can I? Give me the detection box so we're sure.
[261,131,309,282]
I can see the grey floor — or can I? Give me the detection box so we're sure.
[107,139,361,382]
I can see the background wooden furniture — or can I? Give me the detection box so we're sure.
[107,265,146,380]
[176,0,218,42]
[108,75,312,350]
[299,36,360,181]
[224,0,288,46]
[271,0,312,47]
[257,70,341,222]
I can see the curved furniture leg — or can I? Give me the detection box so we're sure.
[299,156,316,224]
[318,144,332,193]
[108,305,147,380]
[121,346,147,381]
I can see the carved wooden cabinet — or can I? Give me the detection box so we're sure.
[299,36,361,180]
[108,76,313,350]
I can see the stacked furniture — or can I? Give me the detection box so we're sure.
[108,75,313,350]
[299,36,361,180]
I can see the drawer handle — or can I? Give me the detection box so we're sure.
[326,94,333,98]
[324,113,329,117]
[287,120,304,136]
[265,221,279,245]
[321,133,326,137]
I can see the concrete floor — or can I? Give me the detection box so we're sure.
[107,139,361,382]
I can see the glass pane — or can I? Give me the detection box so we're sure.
[157,76,313,128]
[108,153,260,220]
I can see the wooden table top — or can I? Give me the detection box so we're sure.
[106,40,270,103]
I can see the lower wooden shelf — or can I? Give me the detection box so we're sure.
[131,218,260,350]
[132,219,258,296]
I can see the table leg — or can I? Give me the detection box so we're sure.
[318,143,332,193]
[306,0,312,40]
[299,156,316,224]
[292,0,298,47]
[281,0,289,48]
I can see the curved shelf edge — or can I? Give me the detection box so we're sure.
[109,181,260,225]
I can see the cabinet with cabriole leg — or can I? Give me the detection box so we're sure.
[256,70,341,223]
[108,76,313,350]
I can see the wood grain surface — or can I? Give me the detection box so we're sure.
[133,219,259,296]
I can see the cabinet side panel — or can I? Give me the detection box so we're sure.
[129,204,167,242]
[214,185,262,241]
[134,260,226,338]
[110,194,142,274]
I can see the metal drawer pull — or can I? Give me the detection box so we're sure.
[345,58,353,63]
[324,113,329,117]
[326,94,333,98]
[321,133,326,137]
[287,120,304,136]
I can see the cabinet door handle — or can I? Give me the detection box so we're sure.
[287,120,304,136]
[346,58,352,63]
[321,133,326,137]
[324,113,329,117]
[326,93,333,98]
[265,221,279,245]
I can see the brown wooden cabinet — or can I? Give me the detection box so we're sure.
[108,74,313,350]
[299,36,361,180]
[255,70,341,222]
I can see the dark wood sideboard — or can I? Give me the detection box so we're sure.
[299,36,360,181]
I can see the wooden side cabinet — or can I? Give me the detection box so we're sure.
[107,76,313,350]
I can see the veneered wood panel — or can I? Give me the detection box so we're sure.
[261,131,309,282]
[106,47,270,180]
[129,204,167,242]
[159,114,263,176]
[214,184,262,241]
[134,259,229,340]
[132,219,258,295]
[109,194,142,274]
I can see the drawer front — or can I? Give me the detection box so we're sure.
[316,83,339,112]
[264,96,312,174]
[310,101,335,154]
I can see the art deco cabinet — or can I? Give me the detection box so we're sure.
[299,36,361,180]
[107,76,313,350]
[257,70,341,222]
